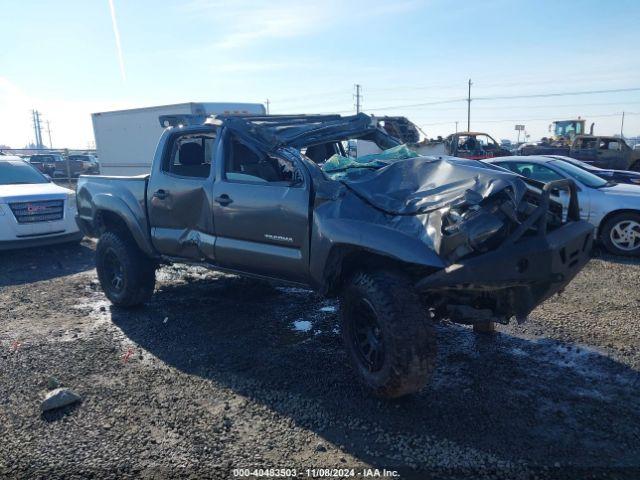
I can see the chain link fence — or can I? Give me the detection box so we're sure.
[0,148,99,188]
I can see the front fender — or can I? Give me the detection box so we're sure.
[309,215,446,291]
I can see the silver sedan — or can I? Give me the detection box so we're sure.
[486,156,640,256]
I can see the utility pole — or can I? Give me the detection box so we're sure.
[32,110,44,149]
[265,99,270,115]
[621,111,625,138]
[354,84,362,113]
[46,120,53,148]
[455,121,458,133]
[36,111,43,148]
[466,79,472,132]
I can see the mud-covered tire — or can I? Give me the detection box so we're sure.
[600,212,640,257]
[340,270,436,398]
[96,231,156,307]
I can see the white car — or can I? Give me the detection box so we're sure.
[486,156,640,256]
[0,155,82,250]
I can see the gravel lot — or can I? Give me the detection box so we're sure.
[1,240,639,479]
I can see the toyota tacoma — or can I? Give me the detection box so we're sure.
[76,113,594,398]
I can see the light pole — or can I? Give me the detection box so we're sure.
[466,79,472,132]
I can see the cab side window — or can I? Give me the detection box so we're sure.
[164,133,216,178]
[576,138,597,149]
[225,138,303,186]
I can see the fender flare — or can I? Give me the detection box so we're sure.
[310,218,446,293]
[90,193,156,257]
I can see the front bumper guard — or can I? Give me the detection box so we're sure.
[417,180,594,322]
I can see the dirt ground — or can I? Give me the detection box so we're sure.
[1,240,639,479]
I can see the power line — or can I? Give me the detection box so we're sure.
[270,84,640,115]
[359,87,640,113]
[350,69,636,95]
[363,97,467,111]
[475,87,640,101]
[365,81,462,93]
[418,111,640,129]
[455,100,640,111]
[269,89,351,104]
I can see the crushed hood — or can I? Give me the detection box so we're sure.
[329,154,528,216]
[315,151,532,263]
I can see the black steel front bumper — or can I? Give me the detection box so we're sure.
[417,180,595,322]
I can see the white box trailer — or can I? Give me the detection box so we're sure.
[92,102,266,175]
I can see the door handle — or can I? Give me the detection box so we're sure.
[153,189,169,200]
[215,194,233,206]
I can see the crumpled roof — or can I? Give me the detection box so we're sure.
[223,113,399,151]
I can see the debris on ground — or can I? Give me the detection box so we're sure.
[40,388,82,412]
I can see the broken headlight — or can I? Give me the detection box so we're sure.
[440,205,507,261]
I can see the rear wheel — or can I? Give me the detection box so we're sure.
[340,270,436,398]
[600,212,640,257]
[96,231,156,307]
[630,161,640,173]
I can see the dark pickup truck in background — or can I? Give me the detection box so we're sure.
[76,113,593,398]
[29,153,99,178]
[520,135,640,171]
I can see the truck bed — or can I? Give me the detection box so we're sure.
[76,174,151,251]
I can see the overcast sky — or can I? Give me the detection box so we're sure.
[1,0,639,148]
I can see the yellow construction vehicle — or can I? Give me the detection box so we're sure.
[549,118,594,145]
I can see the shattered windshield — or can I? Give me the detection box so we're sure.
[321,144,420,179]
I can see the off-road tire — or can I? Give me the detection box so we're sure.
[96,231,156,307]
[340,270,436,398]
[600,212,640,257]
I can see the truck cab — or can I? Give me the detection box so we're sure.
[445,132,511,159]
[146,122,311,283]
[570,135,640,171]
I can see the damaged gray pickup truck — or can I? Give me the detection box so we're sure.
[76,113,594,398]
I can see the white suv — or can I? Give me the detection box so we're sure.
[0,156,82,250]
